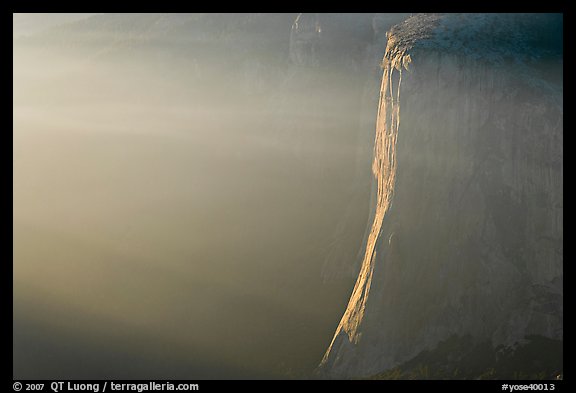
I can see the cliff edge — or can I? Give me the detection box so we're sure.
[320,13,563,379]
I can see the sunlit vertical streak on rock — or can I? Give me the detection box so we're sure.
[321,42,410,364]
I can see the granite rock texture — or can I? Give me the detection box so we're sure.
[320,13,563,378]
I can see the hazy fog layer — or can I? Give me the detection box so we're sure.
[13,14,375,379]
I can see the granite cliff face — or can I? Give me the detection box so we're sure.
[320,13,563,378]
